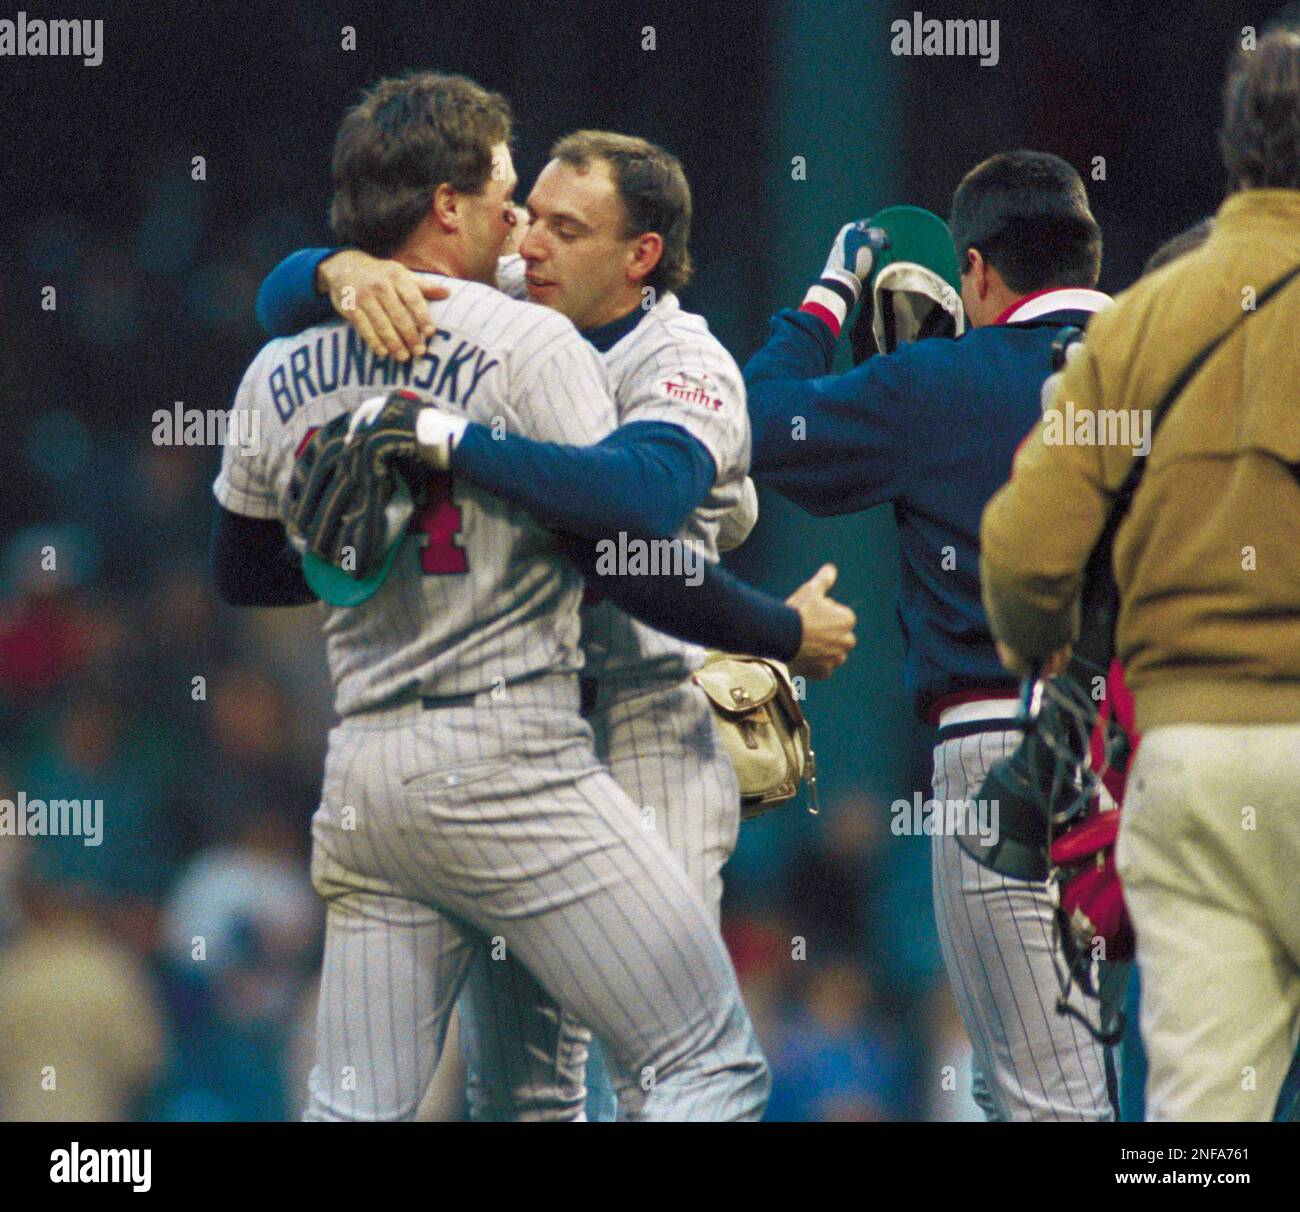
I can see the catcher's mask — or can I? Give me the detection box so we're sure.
[851,204,966,362]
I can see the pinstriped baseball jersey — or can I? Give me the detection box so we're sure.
[454,280,752,1119]
[496,253,527,301]
[583,294,751,684]
[494,259,753,682]
[213,277,617,716]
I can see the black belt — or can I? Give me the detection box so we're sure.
[935,717,1024,744]
[419,690,483,711]
[420,669,573,712]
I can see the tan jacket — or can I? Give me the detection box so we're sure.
[981,188,1300,731]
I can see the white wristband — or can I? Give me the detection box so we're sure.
[415,408,469,470]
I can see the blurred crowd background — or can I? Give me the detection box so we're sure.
[0,0,1274,1120]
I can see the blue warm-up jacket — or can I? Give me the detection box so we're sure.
[744,296,1109,722]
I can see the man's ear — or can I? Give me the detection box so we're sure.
[431,182,460,232]
[967,247,990,299]
[626,231,664,285]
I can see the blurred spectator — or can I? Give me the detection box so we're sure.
[188,666,319,851]
[22,687,176,919]
[0,857,166,1121]
[0,585,87,703]
[151,812,321,1121]
[763,958,905,1122]
[783,791,883,955]
[727,912,799,1048]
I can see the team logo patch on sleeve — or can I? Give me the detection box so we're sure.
[660,370,725,411]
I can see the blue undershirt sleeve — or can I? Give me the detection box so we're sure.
[210,502,315,607]
[256,247,341,337]
[555,532,802,662]
[744,308,913,516]
[452,419,716,542]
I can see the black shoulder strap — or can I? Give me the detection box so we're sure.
[1111,260,1300,515]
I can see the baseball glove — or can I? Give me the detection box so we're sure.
[283,390,428,580]
[343,388,432,481]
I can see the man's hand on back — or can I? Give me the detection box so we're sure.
[316,249,448,362]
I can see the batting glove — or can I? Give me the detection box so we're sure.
[801,221,889,337]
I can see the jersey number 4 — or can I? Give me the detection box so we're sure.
[411,471,468,574]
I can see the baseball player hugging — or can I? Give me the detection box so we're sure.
[252,121,857,1120]
[212,71,773,1123]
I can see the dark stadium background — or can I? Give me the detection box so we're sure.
[0,0,1280,1120]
